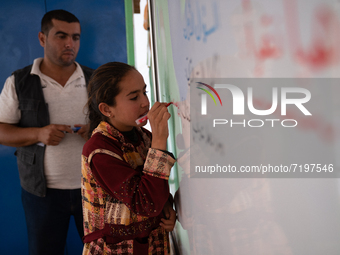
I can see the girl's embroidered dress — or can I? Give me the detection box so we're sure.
[81,121,175,255]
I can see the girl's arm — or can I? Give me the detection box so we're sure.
[91,148,175,217]
[147,102,171,151]
[90,102,175,217]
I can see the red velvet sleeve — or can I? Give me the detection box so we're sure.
[90,149,175,218]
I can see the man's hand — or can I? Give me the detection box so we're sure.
[0,123,72,147]
[73,124,89,140]
[38,124,72,145]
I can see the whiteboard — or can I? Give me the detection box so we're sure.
[150,0,340,254]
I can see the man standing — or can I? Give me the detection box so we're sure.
[0,10,93,254]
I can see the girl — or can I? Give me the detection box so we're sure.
[81,62,176,255]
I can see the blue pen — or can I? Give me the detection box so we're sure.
[72,127,81,133]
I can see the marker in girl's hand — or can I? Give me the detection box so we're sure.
[135,102,173,125]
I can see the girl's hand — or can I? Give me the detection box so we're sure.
[160,200,176,232]
[148,102,171,151]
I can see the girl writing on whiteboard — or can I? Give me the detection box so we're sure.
[81,62,176,254]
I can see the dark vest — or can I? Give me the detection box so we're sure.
[13,64,94,197]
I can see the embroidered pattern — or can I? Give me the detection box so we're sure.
[143,149,175,180]
[82,121,172,254]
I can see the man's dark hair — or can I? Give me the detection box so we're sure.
[41,9,80,35]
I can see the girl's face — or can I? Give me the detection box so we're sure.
[108,69,150,132]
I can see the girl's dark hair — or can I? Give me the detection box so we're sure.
[86,62,136,138]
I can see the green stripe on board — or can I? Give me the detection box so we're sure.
[124,0,135,65]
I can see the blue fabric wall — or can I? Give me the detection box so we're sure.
[0,0,127,253]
